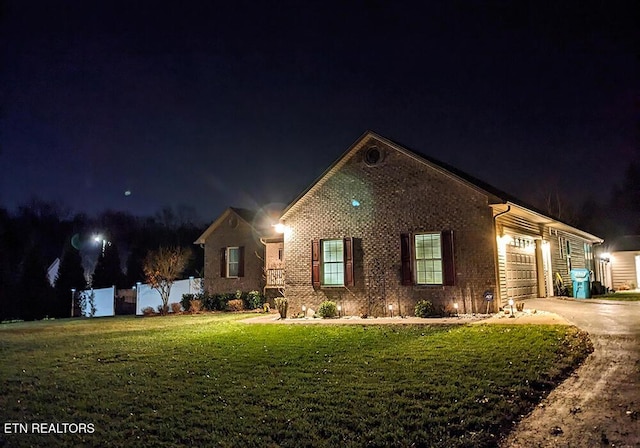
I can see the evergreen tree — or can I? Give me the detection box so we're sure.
[91,241,125,289]
[18,247,54,320]
[125,245,147,287]
[54,244,87,317]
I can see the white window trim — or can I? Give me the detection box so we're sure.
[414,232,443,285]
[321,239,344,287]
[227,246,239,278]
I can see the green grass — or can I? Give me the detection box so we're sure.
[0,314,592,447]
[593,291,640,301]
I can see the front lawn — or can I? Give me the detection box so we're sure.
[0,314,592,447]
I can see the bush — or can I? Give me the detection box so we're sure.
[227,299,244,311]
[317,301,338,318]
[142,306,156,316]
[157,304,169,315]
[274,297,288,318]
[414,300,435,318]
[190,299,202,313]
[246,290,264,310]
[170,302,182,314]
[181,293,195,312]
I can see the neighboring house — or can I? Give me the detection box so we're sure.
[195,207,283,295]
[598,235,640,291]
[275,131,602,316]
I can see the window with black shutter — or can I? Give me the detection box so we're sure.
[311,238,355,288]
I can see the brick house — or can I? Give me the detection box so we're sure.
[276,131,602,316]
[195,207,283,295]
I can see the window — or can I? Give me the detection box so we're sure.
[321,239,344,286]
[584,243,594,272]
[311,238,354,288]
[227,247,239,277]
[401,231,455,286]
[220,246,244,278]
[414,233,443,284]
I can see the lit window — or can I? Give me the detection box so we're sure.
[227,247,239,277]
[415,233,443,285]
[322,239,344,286]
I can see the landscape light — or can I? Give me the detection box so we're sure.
[508,298,515,318]
[388,304,393,318]
[302,305,306,317]
[337,305,342,317]
[453,302,459,318]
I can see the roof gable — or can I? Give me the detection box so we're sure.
[194,207,281,244]
[279,130,603,243]
[281,130,502,220]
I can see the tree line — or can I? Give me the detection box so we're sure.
[539,161,640,240]
[0,201,206,321]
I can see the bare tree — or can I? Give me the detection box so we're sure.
[143,246,192,315]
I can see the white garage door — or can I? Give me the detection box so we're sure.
[505,238,538,300]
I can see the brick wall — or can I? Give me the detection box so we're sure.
[203,215,265,294]
[282,137,497,316]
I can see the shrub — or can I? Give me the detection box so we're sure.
[414,300,435,318]
[317,301,338,318]
[181,293,195,312]
[190,299,202,313]
[227,299,244,311]
[274,297,288,318]
[142,306,156,316]
[170,302,182,314]
[246,290,264,310]
[157,304,169,315]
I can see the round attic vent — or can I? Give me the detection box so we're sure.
[364,147,381,166]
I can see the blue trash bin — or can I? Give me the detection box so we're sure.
[570,269,591,299]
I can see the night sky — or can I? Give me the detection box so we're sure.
[1,1,637,221]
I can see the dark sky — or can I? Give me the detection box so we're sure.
[1,0,637,221]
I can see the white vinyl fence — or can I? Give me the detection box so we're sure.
[136,277,202,315]
[80,286,115,317]
[78,278,202,317]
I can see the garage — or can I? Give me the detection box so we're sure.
[505,236,538,300]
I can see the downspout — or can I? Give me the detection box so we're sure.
[492,205,511,312]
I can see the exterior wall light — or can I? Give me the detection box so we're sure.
[274,223,286,234]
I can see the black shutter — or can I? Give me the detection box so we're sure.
[344,237,354,287]
[312,239,320,288]
[441,230,455,286]
[238,246,245,277]
[400,233,412,285]
[220,248,227,278]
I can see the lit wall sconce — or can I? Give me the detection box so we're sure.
[388,304,393,318]
[508,298,515,318]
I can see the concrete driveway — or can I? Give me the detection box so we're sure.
[502,297,640,447]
